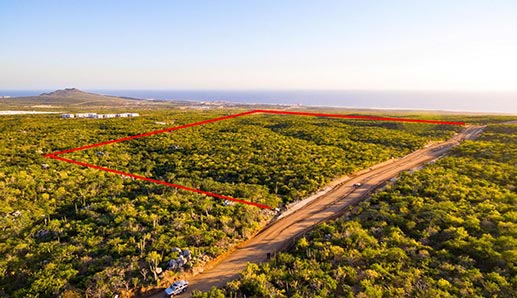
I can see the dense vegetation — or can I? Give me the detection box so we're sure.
[67,113,460,205]
[199,124,517,297]
[0,108,483,297]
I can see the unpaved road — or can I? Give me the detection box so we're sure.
[148,125,484,297]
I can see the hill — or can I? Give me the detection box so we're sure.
[0,88,162,109]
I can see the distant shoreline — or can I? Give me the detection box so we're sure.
[1,89,516,115]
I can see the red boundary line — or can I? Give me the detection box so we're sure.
[46,110,258,155]
[44,109,464,209]
[46,154,271,209]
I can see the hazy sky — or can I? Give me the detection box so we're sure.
[1,0,516,91]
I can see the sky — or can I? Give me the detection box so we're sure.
[1,0,516,91]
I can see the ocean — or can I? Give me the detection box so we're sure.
[1,89,516,114]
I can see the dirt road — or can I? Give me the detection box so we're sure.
[152,125,484,297]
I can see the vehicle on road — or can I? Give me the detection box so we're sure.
[353,182,362,187]
[165,280,189,296]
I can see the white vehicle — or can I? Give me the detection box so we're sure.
[165,280,189,296]
[353,182,362,187]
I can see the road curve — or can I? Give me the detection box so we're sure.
[150,125,484,297]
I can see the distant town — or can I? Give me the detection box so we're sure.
[62,112,139,119]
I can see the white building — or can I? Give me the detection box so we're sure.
[96,114,117,118]
[116,113,139,117]
[64,112,137,119]
[75,113,97,118]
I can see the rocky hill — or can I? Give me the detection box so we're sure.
[0,88,163,109]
